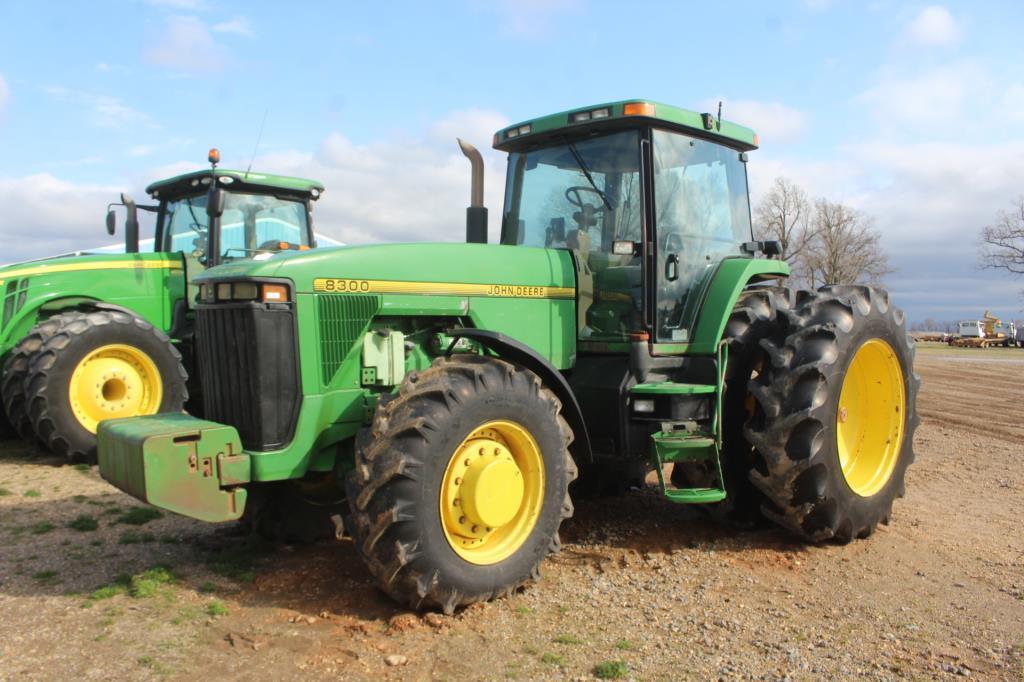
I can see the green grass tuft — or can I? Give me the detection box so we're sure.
[116,507,163,526]
[119,531,156,545]
[197,581,217,594]
[23,489,41,498]
[129,566,175,598]
[30,522,55,535]
[72,463,91,473]
[88,584,128,602]
[614,639,634,651]
[540,653,564,666]
[0,487,11,496]
[32,570,59,584]
[206,600,228,617]
[592,660,628,679]
[553,634,582,645]
[68,515,99,532]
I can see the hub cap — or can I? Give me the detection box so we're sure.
[68,344,163,433]
[836,338,906,497]
[440,420,544,565]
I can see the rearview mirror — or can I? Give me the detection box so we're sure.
[105,209,116,236]
[762,240,782,257]
[206,188,226,218]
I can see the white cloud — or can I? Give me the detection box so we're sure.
[703,98,807,145]
[145,16,226,73]
[0,73,8,114]
[145,0,208,10]
[491,0,580,38]
[41,86,156,130]
[857,61,986,129]
[128,145,153,157]
[905,5,960,47]
[212,17,254,38]
[0,175,122,262]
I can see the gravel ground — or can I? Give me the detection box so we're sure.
[0,349,1021,680]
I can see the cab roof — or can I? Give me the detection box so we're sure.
[145,169,325,200]
[493,99,759,153]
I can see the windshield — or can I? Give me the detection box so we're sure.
[162,192,310,263]
[652,129,752,342]
[503,130,643,343]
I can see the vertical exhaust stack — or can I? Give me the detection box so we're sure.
[457,138,488,244]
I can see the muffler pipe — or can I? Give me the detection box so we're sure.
[458,138,488,244]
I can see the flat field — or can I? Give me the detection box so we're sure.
[0,349,1021,680]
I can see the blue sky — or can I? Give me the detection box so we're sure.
[1,0,1023,323]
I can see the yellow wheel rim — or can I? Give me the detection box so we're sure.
[68,344,163,433]
[439,420,545,565]
[836,338,906,497]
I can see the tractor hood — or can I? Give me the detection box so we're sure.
[194,243,576,297]
[0,252,182,286]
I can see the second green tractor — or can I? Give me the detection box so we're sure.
[98,99,919,613]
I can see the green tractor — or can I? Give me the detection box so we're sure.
[0,152,325,461]
[98,100,919,613]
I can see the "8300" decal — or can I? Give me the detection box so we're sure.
[313,278,371,293]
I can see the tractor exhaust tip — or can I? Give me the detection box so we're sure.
[457,138,488,244]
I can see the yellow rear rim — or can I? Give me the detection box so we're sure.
[836,338,906,497]
[68,344,163,433]
[440,420,545,565]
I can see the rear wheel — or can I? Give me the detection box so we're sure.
[745,286,920,542]
[671,286,791,525]
[24,310,188,462]
[346,354,576,613]
[1,312,82,448]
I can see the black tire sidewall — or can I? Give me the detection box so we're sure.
[396,389,568,598]
[817,314,915,526]
[33,315,186,455]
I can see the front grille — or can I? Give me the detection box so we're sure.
[196,302,301,451]
[317,294,379,384]
[2,278,29,328]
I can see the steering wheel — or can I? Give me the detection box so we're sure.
[564,186,607,210]
[256,240,303,252]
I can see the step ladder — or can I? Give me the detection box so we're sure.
[636,341,729,504]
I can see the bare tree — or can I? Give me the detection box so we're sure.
[800,198,892,287]
[979,198,1024,294]
[754,177,811,267]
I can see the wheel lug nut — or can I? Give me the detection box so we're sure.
[459,516,466,524]
[455,477,462,485]
[478,447,485,456]
[463,458,471,467]
[471,525,479,533]
[493,447,500,455]
[453,499,460,507]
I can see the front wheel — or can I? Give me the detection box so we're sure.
[346,354,576,613]
[745,286,920,543]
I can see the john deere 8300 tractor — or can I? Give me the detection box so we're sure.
[98,100,918,613]
[0,155,324,461]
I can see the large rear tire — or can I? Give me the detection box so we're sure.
[1,312,83,447]
[671,286,792,525]
[24,310,188,462]
[346,354,576,613]
[745,285,919,542]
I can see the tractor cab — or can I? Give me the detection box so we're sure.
[495,101,763,348]
[107,152,324,269]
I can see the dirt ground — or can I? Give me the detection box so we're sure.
[0,344,1021,681]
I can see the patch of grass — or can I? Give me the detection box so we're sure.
[553,634,582,645]
[206,600,228,617]
[521,645,538,655]
[171,604,202,625]
[73,494,88,503]
[101,506,123,516]
[515,605,532,615]
[68,514,99,532]
[116,507,163,526]
[72,463,91,473]
[592,661,628,680]
[557,605,570,615]
[540,653,564,666]
[23,489,41,498]
[0,487,11,496]
[137,656,153,667]
[614,639,634,651]
[88,582,129,603]
[119,531,156,545]
[30,522,55,535]
[32,570,59,584]
[129,566,175,598]
[197,581,218,594]
[205,539,268,582]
